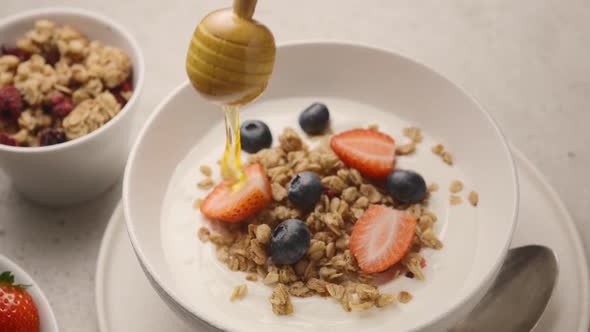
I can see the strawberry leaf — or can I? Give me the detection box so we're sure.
[0,271,30,289]
[0,271,14,284]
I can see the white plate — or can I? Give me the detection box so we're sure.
[96,147,588,332]
[0,255,60,332]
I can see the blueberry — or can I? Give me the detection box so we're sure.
[240,120,272,153]
[386,169,427,204]
[270,219,311,265]
[299,103,330,135]
[288,171,323,211]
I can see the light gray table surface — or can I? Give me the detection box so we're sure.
[1,1,589,331]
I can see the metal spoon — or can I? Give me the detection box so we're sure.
[451,245,558,332]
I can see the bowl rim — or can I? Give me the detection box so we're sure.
[0,254,59,331]
[123,40,519,331]
[0,6,145,153]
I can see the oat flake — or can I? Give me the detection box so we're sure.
[449,180,464,193]
[469,191,479,207]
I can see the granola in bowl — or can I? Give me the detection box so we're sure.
[198,126,441,314]
[164,100,479,316]
[0,20,133,147]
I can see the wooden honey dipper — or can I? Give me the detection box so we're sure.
[186,0,276,105]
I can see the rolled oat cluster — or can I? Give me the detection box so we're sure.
[0,20,133,147]
[199,128,444,315]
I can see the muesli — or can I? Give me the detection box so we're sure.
[0,20,133,147]
[193,103,479,315]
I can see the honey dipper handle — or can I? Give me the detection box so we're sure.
[233,0,258,19]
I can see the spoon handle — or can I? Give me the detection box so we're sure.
[233,0,257,19]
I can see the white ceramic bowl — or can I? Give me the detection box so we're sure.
[124,42,518,331]
[0,255,59,332]
[0,7,144,206]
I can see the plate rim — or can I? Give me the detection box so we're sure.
[510,147,590,331]
[95,201,121,332]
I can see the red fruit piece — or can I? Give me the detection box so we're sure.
[39,128,67,146]
[324,188,337,199]
[1,45,31,61]
[0,132,18,146]
[200,164,272,223]
[0,86,24,123]
[40,47,60,66]
[330,129,396,179]
[109,79,133,107]
[350,205,416,273]
[112,92,127,107]
[0,271,40,332]
[47,93,73,118]
[118,79,133,92]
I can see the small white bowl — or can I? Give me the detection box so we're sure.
[0,7,144,206]
[124,42,518,331]
[0,255,59,332]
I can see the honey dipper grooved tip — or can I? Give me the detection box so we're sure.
[186,0,276,105]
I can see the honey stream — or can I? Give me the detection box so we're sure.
[186,0,275,190]
[221,105,247,190]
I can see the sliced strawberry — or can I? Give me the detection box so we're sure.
[330,129,396,179]
[350,205,416,273]
[200,164,271,223]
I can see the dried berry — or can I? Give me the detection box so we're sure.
[39,128,67,146]
[0,86,24,123]
[0,132,18,146]
[118,79,133,92]
[111,91,127,107]
[1,45,31,61]
[46,93,73,118]
[40,47,60,66]
[324,188,337,199]
[405,271,415,279]
[109,78,133,107]
[48,93,66,105]
[52,99,73,118]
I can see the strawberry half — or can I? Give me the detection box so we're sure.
[200,164,271,223]
[330,129,396,179]
[350,205,416,273]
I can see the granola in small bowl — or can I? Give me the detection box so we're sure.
[0,20,134,147]
[0,8,143,205]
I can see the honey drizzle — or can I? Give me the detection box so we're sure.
[221,104,247,191]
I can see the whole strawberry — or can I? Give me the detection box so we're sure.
[0,86,24,123]
[0,271,40,332]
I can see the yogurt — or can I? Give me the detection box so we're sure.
[160,97,478,331]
